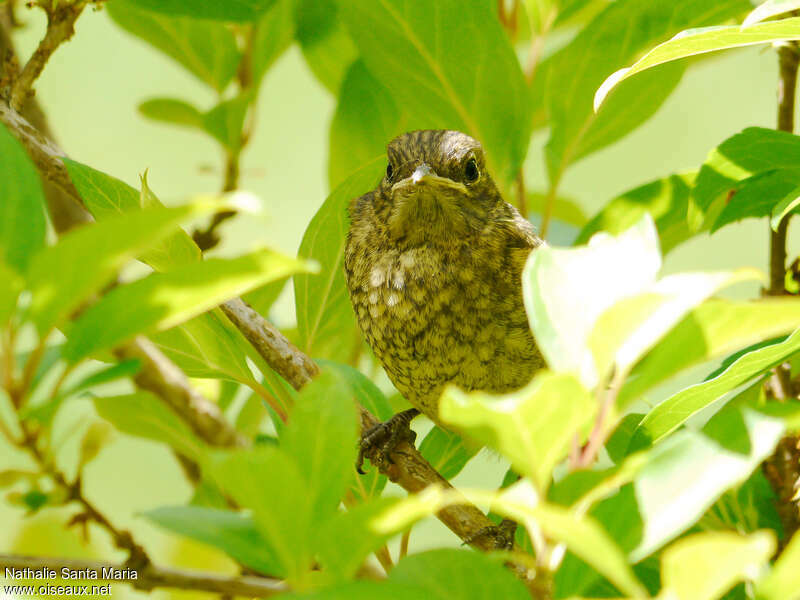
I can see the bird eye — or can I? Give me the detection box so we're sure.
[386,163,394,182]
[464,158,479,183]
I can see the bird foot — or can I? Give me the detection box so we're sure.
[357,408,420,474]
[463,518,517,550]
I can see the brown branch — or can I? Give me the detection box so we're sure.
[115,338,247,448]
[8,0,90,111]
[220,298,531,562]
[221,299,319,389]
[0,554,287,598]
[770,42,799,296]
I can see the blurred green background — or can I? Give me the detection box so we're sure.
[2,5,799,598]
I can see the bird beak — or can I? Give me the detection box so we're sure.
[392,163,464,195]
[411,163,432,184]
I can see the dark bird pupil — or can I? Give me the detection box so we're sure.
[386,163,394,181]
[465,158,479,182]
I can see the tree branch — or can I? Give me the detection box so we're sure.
[8,0,91,111]
[0,554,287,598]
[220,298,530,560]
[115,338,247,448]
[770,42,799,295]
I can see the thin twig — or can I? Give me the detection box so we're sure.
[191,25,257,252]
[577,376,621,468]
[114,338,248,448]
[399,529,411,560]
[9,0,90,111]
[515,168,528,218]
[0,554,286,597]
[769,42,799,296]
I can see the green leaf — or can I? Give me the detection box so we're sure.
[0,259,22,325]
[282,370,359,524]
[62,159,201,269]
[251,0,295,87]
[107,0,241,92]
[121,0,276,21]
[711,169,800,233]
[605,413,647,464]
[138,98,204,128]
[241,278,287,317]
[757,529,800,600]
[595,17,800,110]
[630,328,800,450]
[589,268,760,383]
[619,298,800,406]
[539,505,646,598]
[26,203,207,335]
[418,426,477,481]
[770,182,800,230]
[576,61,687,164]
[661,531,775,600]
[150,310,257,383]
[629,406,784,561]
[206,446,312,582]
[294,157,383,358]
[295,0,358,94]
[543,0,748,181]
[77,421,115,469]
[744,0,800,26]
[440,371,595,491]
[520,498,648,598]
[336,0,531,182]
[528,191,588,228]
[0,122,46,273]
[577,172,696,255]
[203,94,251,152]
[389,549,530,600]
[143,506,282,576]
[316,359,393,500]
[23,359,142,426]
[93,392,206,461]
[691,128,800,229]
[64,248,314,363]
[524,216,662,388]
[328,60,407,188]
[316,497,399,584]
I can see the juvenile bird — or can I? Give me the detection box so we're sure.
[345,130,545,471]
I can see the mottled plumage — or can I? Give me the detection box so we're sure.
[345,130,544,425]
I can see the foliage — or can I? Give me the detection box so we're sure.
[3,1,800,599]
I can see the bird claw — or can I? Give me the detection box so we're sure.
[356,408,420,474]
[463,518,517,550]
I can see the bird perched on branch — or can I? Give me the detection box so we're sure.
[345,130,544,472]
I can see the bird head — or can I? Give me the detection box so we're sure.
[375,130,502,246]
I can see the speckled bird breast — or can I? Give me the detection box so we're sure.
[344,226,542,423]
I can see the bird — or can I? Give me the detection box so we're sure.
[344,130,545,472]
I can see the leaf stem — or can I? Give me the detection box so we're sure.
[516,168,528,218]
[247,378,288,423]
[577,374,622,468]
[399,529,411,560]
